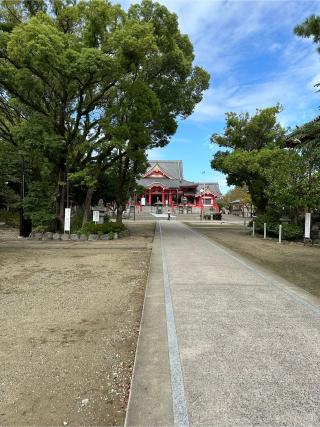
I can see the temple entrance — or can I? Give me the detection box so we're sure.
[151,194,162,205]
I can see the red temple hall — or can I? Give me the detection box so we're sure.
[137,160,221,210]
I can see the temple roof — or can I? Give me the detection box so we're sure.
[144,160,183,179]
[285,116,320,147]
[137,177,196,189]
[139,160,222,195]
[195,183,221,196]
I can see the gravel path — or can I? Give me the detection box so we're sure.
[0,223,154,426]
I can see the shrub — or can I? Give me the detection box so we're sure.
[253,214,303,240]
[0,209,19,227]
[281,223,303,240]
[77,221,125,235]
[70,208,84,233]
[33,225,47,233]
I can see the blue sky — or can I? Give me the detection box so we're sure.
[116,0,320,193]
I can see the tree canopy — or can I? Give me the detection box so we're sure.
[0,0,209,230]
[211,104,320,219]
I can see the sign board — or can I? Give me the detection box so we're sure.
[304,212,311,239]
[93,210,100,224]
[141,197,146,206]
[64,208,71,232]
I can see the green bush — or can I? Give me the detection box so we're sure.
[70,208,84,233]
[77,221,125,235]
[33,225,47,233]
[0,209,19,227]
[281,223,303,240]
[253,214,303,240]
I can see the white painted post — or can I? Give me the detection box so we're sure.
[264,223,267,239]
[64,207,71,234]
[279,224,282,244]
[252,220,255,237]
[304,212,311,241]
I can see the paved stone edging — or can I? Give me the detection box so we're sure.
[125,223,173,426]
[159,221,189,427]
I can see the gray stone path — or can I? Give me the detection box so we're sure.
[126,221,320,426]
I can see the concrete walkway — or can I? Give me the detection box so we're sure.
[126,221,320,426]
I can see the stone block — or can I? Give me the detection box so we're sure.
[100,234,110,240]
[79,234,88,241]
[42,232,53,240]
[61,233,70,241]
[114,232,118,239]
[52,233,61,240]
[88,234,99,241]
[34,232,43,240]
[70,234,79,240]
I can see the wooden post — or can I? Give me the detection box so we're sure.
[279,224,282,244]
[264,223,267,239]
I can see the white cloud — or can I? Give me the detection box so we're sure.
[147,147,164,160]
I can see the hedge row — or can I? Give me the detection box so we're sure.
[76,221,125,235]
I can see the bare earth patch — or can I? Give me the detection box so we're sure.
[0,222,155,426]
[187,223,320,299]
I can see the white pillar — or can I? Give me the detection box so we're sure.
[279,224,282,244]
[252,221,255,237]
[264,223,267,239]
[304,212,311,240]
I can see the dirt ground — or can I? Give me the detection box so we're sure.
[0,222,155,426]
[187,223,320,299]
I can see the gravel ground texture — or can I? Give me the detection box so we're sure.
[0,222,154,426]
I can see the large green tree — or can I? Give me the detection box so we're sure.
[0,0,209,230]
[211,105,285,211]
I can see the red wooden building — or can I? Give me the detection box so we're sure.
[137,160,221,210]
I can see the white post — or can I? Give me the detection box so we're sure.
[252,220,255,237]
[279,224,282,244]
[64,207,71,235]
[304,212,311,241]
[264,223,267,239]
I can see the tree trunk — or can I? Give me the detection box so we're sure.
[59,184,66,224]
[82,188,94,226]
[116,204,123,224]
[55,168,66,232]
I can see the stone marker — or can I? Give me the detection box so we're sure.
[70,234,79,240]
[61,233,70,241]
[34,232,43,240]
[114,232,118,239]
[52,233,61,240]
[79,234,88,241]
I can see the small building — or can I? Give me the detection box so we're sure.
[229,200,251,217]
[137,160,221,210]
